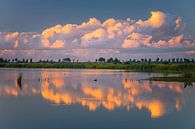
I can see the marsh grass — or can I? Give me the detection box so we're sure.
[0,62,195,73]
[147,72,195,88]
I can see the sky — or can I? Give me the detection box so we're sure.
[0,0,195,61]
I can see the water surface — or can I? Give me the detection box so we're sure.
[0,68,195,129]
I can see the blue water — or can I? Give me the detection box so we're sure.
[0,68,195,129]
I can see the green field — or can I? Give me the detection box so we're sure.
[0,62,195,73]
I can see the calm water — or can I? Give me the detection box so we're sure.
[0,68,195,129]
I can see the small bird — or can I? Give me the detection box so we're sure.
[94,79,97,82]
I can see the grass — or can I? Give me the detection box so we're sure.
[0,62,195,73]
[148,73,195,82]
[147,73,195,87]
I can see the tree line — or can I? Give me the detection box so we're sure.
[96,57,195,64]
[0,57,194,64]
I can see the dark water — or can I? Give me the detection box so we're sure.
[0,68,195,129]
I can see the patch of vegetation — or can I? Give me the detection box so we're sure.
[0,62,195,73]
[147,72,195,88]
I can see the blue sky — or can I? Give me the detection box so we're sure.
[0,0,194,33]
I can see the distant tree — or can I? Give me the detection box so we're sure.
[141,59,144,62]
[148,59,152,63]
[184,58,187,62]
[172,58,175,63]
[180,58,183,63]
[58,59,61,63]
[4,58,8,62]
[176,58,179,63]
[113,58,120,64]
[98,57,105,63]
[184,58,189,63]
[156,58,160,62]
[63,58,71,62]
[107,57,114,63]
[0,58,3,63]
[15,58,18,62]
[30,59,33,63]
[168,59,171,63]
[132,59,136,62]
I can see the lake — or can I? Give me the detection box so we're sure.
[0,68,195,129]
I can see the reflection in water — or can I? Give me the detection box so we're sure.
[184,82,193,88]
[17,73,23,90]
[0,69,193,119]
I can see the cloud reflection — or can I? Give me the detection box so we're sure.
[0,70,190,118]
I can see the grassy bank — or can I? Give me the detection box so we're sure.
[0,62,195,73]
[147,73,195,87]
[148,75,195,82]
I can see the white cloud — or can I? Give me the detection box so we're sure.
[137,11,166,28]
[0,11,194,60]
[122,33,153,48]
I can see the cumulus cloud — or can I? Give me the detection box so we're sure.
[0,11,194,60]
[122,33,153,48]
[137,11,166,28]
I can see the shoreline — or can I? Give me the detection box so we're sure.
[0,62,195,74]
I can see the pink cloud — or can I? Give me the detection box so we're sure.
[185,50,195,55]
[0,11,194,60]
